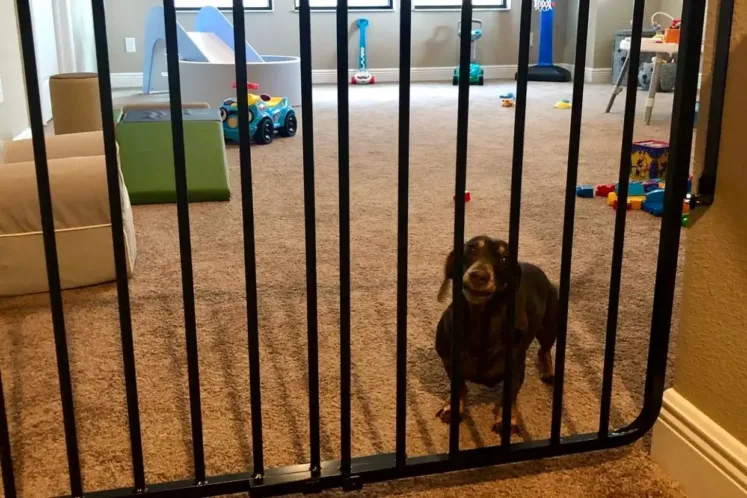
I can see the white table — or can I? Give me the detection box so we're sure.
[605,37,679,124]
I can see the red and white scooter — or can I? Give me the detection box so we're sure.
[351,18,375,85]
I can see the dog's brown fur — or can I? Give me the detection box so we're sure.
[435,236,558,434]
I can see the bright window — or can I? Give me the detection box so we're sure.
[294,0,394,10]
[413,0,508,9]
[175,0,272,10]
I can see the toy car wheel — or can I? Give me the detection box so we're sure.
[219,108,228,122]
[280,111,297,137]
[254,117,274,145]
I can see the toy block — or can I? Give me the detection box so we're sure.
[607,192,617,206]
[615,182,645,196]
[642,179,660,192]
[659,181,666,189]
[631,140,669,181]
[613,199,632,210]
[646,189,665,205]
[453,191,471,202]
[629,196,646,210]
[576,185,594,198]
[682,200,690,214]
[597,184,616,197]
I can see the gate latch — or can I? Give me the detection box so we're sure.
[685,173,715,227]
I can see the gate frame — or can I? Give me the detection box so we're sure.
[1,0,725,495]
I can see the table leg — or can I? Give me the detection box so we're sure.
[644,54,663,125]
[606,54,630,113]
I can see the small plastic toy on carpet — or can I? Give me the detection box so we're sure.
[554,99,571,109]
[453,191,472,202]
[500,92,515,107]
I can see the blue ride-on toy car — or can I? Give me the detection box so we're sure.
[219,82,297,145]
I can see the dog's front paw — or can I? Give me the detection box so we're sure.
[436,403,461,424]
[491,417,520,435]
[540,372,555,385]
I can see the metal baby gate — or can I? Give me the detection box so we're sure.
[1,0,728,495]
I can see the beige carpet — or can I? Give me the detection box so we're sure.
[0,82,686,497]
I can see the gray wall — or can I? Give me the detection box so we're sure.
[0,0,29,141]
[104,0,572,74]
[658,0,682,17]
[591,0,664,68]
[560,0,683,70]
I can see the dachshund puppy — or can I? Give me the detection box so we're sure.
[435,236,558,433]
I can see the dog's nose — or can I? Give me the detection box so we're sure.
[467,270,490,287]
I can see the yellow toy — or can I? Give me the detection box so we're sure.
[629,196,646,210]
[554,99,572,109]
[501,99,514,108]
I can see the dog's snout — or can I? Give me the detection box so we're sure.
[467,270,490,287]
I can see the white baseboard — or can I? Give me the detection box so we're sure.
[311,65,519,84]
[112,64,610,89]
[557,63,613,84]
[13,128,32,141]
[652,388,747,498]
[111,72,144,90]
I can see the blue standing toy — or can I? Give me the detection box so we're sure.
[518,0,571,82]
[352,18,375,84]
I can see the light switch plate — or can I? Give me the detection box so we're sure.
[125,38,137,53]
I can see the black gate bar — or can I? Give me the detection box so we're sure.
[15,1,83,495]
[700,0,733,204]
[638,0,706,423]
[297,0,322,477]
[502,0,532,448]
[0,371,16,498]
[551,0,591,444]
[598,0,646,437]
[162,0,206,483]
[231,0,266,478]
[336,0,353,476]
[91,0,146,490]
[449,0,473,457]
[395,0,413,468]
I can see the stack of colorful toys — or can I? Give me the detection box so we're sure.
[575,140,692,227]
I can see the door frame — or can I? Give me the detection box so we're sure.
[52,0,77,73]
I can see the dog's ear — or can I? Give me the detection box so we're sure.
[514,264,529,330]
[437,250,455,302]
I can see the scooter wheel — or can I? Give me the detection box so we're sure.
[351,76,357,84]
[370,76,376,84]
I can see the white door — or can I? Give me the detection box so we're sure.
[29,0,59,123]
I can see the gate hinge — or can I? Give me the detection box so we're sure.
[342,475,363,492]
[685,174,716,227]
